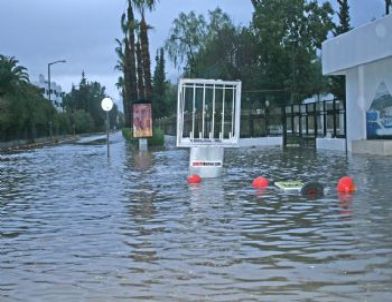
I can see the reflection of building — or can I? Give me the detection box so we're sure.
[322,14,392,154]
[33,74,64,112]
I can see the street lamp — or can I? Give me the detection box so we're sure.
[47,59,66,104]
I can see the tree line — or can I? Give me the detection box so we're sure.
[0,55,122,142]
[164,0,344,108]
[117,0,390,124]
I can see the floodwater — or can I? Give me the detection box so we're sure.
[1,132,392,302]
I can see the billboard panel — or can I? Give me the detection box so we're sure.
[133,103,153,138]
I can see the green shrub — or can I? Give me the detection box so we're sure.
[74,110,94,134]
[121,127,134,142]
[148,127,164,146]
[122,127,164,146]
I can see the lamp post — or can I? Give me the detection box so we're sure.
[47,60,66,140]
[48,60,66,104]
[101,97,114,158]
[265,100,270,136]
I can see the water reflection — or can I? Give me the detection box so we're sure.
[338,192,354,216]
[1,137,392,301]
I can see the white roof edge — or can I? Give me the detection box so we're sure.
[322,14,392,75]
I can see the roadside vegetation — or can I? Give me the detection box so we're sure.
[0,55,122,143]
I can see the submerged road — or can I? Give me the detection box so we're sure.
[1,132,392,301]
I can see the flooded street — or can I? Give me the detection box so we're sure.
[1,133,392,301]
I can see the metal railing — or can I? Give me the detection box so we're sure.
[282,99,346,146]
[156,99,346,144]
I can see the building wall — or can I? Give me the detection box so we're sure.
[33,74,64,112]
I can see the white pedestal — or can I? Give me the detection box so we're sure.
[189,146,224,178]
[139,138,148,152]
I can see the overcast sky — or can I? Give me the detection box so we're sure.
[0,0,386,105]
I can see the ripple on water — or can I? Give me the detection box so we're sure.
[1,136,392,301]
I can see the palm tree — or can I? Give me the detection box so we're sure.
[114,39,129,123]
[125,1,138,103]
[132,0,158,101]
[115,1,138,126]
[136,37,145,100]
[251,0,261,9]
[0,55,29,96]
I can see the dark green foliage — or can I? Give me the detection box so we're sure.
[148,127,164,146]
[0,55,29,97]
[165,3,333,108]
[0,54,121,142]
[335,0,351,35]
[330,0,352,102]
[152,48,168,118]
[122,126,164,146]
[115,1,138,126]
[0,54,61,141]
[73,110,95,134]
[251,0,261,8]
[121,127,133,141]
[116,0,157,125]
[190,9,240,80]
[136,39,145,100]
[63,72,121,133]
[251,0,334,104]
[0,83,57,141]
[138,15,153,101]
[165,11,207,75]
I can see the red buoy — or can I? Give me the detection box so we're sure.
[337,176,356,193]
[252,176,269,189]
[187,174,202,184]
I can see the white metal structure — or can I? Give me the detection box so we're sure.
[177,79,242,147]
[177,79,242,177]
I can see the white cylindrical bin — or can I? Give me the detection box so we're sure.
[189,146,224,178]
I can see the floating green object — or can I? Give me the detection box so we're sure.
[274,180,325,198]
[274,181,304,191]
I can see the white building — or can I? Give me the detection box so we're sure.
[34,74,64,112]
[322,14,392,155]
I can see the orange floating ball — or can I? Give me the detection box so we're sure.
[252,176,269,189]
[187,174,202,184]
[337,176,356,193]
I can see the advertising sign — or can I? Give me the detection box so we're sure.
[133,103,153,138]
[367,82,392,139]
